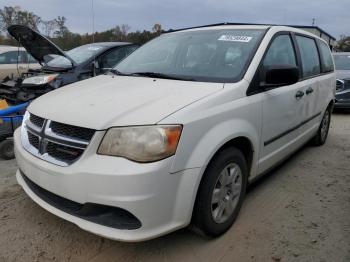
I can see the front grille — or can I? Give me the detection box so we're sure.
[29,114,45,128]
[336,79,350,91]
[50,121,95,141]
[47,142,84,162]
[27,132,39,149]
[344,79,350,90]
[22,113,95,166]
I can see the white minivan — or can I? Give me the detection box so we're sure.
[14,24,335,241]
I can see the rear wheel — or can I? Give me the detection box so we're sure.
[0,139,15,160]
[312,106,331,146]
[192,147,248,237]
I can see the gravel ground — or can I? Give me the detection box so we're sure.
[0,112,349,262]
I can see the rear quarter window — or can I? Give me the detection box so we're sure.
[318,40,334,73]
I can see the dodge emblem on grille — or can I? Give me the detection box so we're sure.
[22,113,94,166]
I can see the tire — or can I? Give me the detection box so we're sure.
[312,106,331,146]
[0,139,15,160]
[192,147,248,237]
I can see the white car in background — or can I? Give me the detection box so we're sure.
[0,45,40,80]
[14,24,335,242]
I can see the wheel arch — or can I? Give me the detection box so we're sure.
[190,135,255,223]
[213,137,254,175]
[328,99,335,111]
[170,118,260,226]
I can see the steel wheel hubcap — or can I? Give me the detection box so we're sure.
[211,163,242,224]
[321,111,330,141]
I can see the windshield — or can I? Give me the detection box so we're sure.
[333,54,350,70]
[114,29,265,82]
[46,45,104,68]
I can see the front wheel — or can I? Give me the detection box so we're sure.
[312,106,331,146]
[192,147,248,237]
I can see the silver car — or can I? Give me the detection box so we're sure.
[333,52,350,109]
[0,45,40,81]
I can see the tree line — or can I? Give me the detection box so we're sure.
[336,35,350,52]
[0,6,162,50]
[1,5,350,52]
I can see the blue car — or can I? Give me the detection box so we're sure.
[0,102,27,159]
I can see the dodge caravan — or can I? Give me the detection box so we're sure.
[14,24,335,241]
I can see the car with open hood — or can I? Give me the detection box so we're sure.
[0,45,40,81]
[14,24,335,242]
[0,25,138,104]
[333,52,350,109]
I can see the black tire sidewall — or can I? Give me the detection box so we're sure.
[321,108,331,144]
[314,106,331,146]
[193,147,248,237]
[0,140,15,160]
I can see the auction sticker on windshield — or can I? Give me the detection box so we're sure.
[218,35,252,42]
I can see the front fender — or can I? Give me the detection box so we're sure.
[171,118,259,176]
[168,118,260,225]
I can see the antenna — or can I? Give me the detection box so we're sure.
[91,0,97,76]
[91,0,95,44]
[312,18,315,26]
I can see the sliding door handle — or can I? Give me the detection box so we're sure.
[295,90,305,99]
[306,87,314,95]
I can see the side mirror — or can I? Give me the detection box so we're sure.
[261,65,299,89]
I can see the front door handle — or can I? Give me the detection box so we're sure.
[295,90,305,99]
[306,87,314,95]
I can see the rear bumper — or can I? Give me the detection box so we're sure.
[14,128,202,241]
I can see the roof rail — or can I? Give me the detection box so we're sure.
[164,22,268,33]
[164,22,336,40]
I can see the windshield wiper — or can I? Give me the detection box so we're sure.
[131,72,196,81]
[109,69,132,76]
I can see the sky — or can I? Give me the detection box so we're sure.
[1,0,350,39]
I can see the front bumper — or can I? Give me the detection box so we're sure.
[334,99,350,109]
[14,128,201,241]
[335,89,350,109]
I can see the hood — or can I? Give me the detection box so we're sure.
[336,70,350,80]
[7,25,75,65]
[28,75,223,129]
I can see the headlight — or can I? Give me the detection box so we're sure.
[21,111,29,127]
[22,74,58,85]
[98,125,182,162]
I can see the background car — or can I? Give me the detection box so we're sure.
[0,25,139,104]
[333,52,350,109]
[0,45,40,81]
